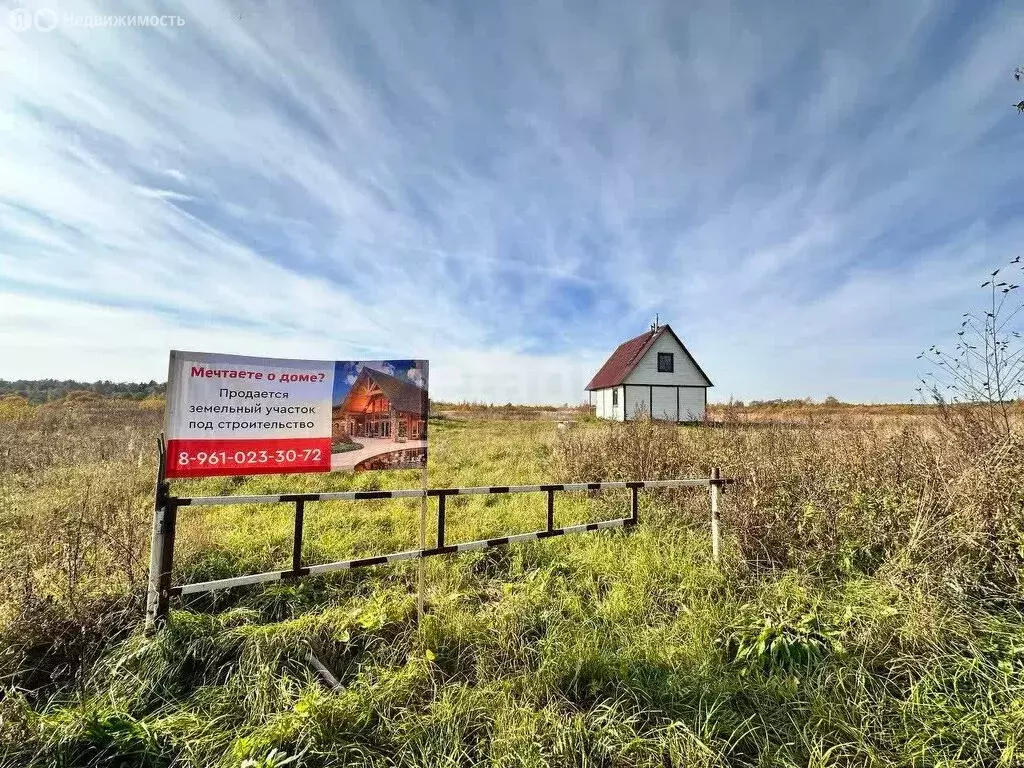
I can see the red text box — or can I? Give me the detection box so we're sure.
[166,437,333,478]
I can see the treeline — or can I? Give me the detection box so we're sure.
[0,379,166,404]
[724,396,846,408]
[433,401,590,411]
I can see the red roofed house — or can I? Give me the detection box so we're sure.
[585,322,712,422]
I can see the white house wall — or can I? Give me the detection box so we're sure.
[592,387,625,421]
[679,387,705,421]
[595,384,705,421]
[652,387,677,420]
[615,385,707,421]
[623,332,710,387]
[624,385,649,420]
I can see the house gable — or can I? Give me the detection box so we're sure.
[623,326,711,387]
[585,324,712,391]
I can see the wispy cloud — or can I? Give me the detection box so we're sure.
[1,0,1023,402]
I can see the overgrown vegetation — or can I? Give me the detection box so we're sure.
[1,396,1023,766]
[918,255,1024,449]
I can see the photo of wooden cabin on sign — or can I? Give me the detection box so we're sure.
[330,360,428,471]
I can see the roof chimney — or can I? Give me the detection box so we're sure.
[651,314,659,333]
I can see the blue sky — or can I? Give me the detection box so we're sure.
[1,0,1023,403]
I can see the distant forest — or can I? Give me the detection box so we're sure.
[0,379,166,404]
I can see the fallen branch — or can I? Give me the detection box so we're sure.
[306,651,343,691]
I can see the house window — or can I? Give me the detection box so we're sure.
[612,389,618,406]
[657,352,674,373]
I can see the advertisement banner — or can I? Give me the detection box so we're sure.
[164,351,428,479]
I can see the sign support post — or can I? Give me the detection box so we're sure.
[417,466,428,621]
[155,496,178,623]
[146,436,168,629]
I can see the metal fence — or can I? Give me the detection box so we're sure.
[146,442,734,624]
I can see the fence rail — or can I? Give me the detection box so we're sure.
[177,479,716,507]
[146,448,734,625]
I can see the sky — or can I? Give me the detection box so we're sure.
[332,359,426,408]
[1,0,1023,404]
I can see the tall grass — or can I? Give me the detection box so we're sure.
[1,400,1023,766]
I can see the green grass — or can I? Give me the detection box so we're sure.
[2,405,1024,766]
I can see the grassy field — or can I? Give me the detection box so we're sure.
[1,396,1024,767]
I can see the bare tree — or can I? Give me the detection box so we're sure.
[918,257,1024,444]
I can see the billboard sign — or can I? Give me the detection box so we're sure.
[164,351,428,479]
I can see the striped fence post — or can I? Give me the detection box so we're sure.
[710,467,721,563]
[291,499,305,576]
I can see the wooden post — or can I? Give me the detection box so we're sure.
[155,498,178,623]
[710,467,721,563]
[146,436,167,629]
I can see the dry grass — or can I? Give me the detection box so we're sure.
[553,410,1024,585]
[708,399,1024,433]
